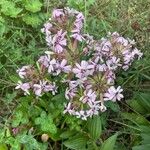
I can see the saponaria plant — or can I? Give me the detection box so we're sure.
[15,7,143,120]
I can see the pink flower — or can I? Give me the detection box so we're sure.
[71,33,84,42]
[63,102,75,115]
[33,83,43,96]
[73,61,94,79]
[106,70,116,84]
[76,13,84,21]
[41,22,52,35]
[122,50,133,64]
[104,86,124,102]
[70,12,84,42]
[56,59,72,74]
[15,81,30,95]
[17,65,31,79]
[48,82,58,95]
[12,128,19,135]
[100,39,112,55]
[52,9,64,19]
[38,55,50,68]
[80,89,96,104]
[65,87,77,100]
[52,30,67,53]
[97,63,107,72]
[41,22,53,46]
[33,81,58,96]
[132,48,143,59]
[106,56,121,70]
[48,58,57,73]
[116,36,128,46]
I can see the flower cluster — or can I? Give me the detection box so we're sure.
[16,8,143,120]
[16,65,58,96]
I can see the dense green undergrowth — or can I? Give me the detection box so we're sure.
[0,0,150,150]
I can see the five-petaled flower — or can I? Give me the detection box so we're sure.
[104,86,124,102]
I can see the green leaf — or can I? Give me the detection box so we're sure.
[9,75,20,83]
[100,133,118,150]
[35,111,57,134]
[11,110,29,127]
[138,93,150,113]
[87,115,102,140]
[5,137,20,150]
[17,133,47,150]
[60,130,76,139]
[22,14,42,27]
[0,129,5,142]
[51,93,66,102]
[63,135,88,150]
[0,144,8,150]
[0,1,22,18]
[133,144,150,150]
[24,0,42,13]
[4,92,17,104]
[105,101,120,112]
[127,99,146,115]
[0,23,6,37]
[122,112,150,127]
[132,126,150,150]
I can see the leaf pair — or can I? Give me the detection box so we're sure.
[64,115,118,150]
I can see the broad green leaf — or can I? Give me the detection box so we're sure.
[140,125,150,133]
[133,144,150,150]
[87,115,102,140]
[122,112,150,127]
[0,144,8,150]
[63,135,88,150]
[127,99,147,114]
[17,133,47,150]
[35,111,57,134]
[105,101,120,112]
[132,126,150,150]
[23,14,42,27]
[24,0,42,13]
[11,110,29,127]
[0,1,22,18]
[60,131,76,139]
[5,137,20,150]
[141,133,150,144]
[51,93,66,102]
[18,134,39,149]
[138,93,150,113]
[100,133,118,150]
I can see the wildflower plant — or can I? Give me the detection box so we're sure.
[16,7,143,121]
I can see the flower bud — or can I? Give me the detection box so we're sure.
[41,134,49,142]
